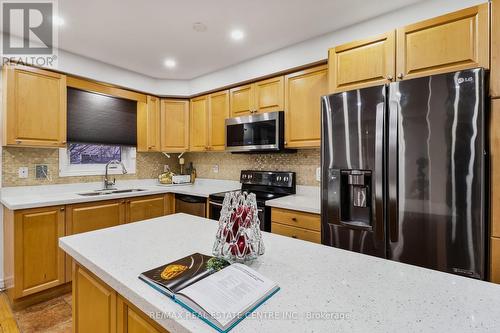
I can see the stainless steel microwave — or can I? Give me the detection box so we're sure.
[225,111,285,152]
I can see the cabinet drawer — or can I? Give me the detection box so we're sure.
[272,223,320,244]
[271,208,320,231]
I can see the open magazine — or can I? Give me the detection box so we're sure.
[139,253,279,332]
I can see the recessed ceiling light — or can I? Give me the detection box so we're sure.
[192,22,207,32]
[53,15,65,26]
[164,59,176,68]
[230,29,245,41]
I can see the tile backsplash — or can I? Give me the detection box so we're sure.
[2,147,180,187]
[2,147,320,187]
[183,149,320,186]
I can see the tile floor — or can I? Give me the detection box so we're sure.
[12,294,72,333]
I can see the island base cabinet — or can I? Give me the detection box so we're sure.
[73,264,117,333]
[118,297,169,333]
[73,263,169,333]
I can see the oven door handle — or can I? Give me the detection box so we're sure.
[209,201,263,213]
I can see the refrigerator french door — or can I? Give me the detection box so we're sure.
[321,68,486,279]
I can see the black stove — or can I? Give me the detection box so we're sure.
[208,170,296,231]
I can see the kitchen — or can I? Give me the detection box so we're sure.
[0,0,500,332]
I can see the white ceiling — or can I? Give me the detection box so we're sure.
[58,0,425,80]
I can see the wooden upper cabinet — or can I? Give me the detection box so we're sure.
[230,76,284,117]
[13,206,65,298]
[490,0,500,97]
[396,3,489,81]
[208,90,229,151]
[230,84,254,117]
[284,65,327,148]
[254,76,284,113]
[137,96,160,152]
[160,99,189,152]
[3,65,67,147]
[328,31,396,93]
[190,95,209,152]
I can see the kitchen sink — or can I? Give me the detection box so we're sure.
[77,188,147,196]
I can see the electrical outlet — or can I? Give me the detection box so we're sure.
[164,164,170,172]
[212,164,219,173]
[36,165,48,179]
[18,167,28,178]
[316,167,321,182]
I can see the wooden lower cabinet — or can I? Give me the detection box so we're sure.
[73,263,169,333]
[271,208,321,244]
[118,296,168,333]
[126,195,167,223]
[73,264,117,333]
[3,206,66,301]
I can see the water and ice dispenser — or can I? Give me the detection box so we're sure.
[337,170,372,230]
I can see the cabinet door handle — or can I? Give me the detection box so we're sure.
[397,73,404,80]
[291,235,297,239]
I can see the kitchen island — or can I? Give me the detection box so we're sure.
[59,213,500,333]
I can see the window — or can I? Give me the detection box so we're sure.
[59,143,136,177]
[69,143,121,164]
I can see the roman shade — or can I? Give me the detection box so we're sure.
[67,87,137,145]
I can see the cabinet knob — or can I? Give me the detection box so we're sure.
[291,217,297,222]
[15,140,21,144]
[291,235,297,239]
[60,207,65,211]
[397,73,404,80]
[386,75,393,81]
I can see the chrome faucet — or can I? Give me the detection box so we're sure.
[103,160,128,190]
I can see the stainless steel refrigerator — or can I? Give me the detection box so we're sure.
[321,68,487,279]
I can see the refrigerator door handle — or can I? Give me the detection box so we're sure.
[388,98,399,243]
[374,102,385,241]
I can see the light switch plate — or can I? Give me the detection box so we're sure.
[212,164,219,173]
[18,167,28,178]
[316,167,321,182]
[164,165,169,172]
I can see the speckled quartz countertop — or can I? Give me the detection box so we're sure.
[0,178,240,210]
[60,213,500,333]
[265,186,320,214]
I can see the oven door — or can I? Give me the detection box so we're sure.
[225,111,283,152]
[209,201,268,231]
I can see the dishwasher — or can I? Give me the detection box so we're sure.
[175,194,207,218]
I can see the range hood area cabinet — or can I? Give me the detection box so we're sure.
[189,90,230,152]
[328,3,490,93]
[229,76,284,117]
[2,65,67,147]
